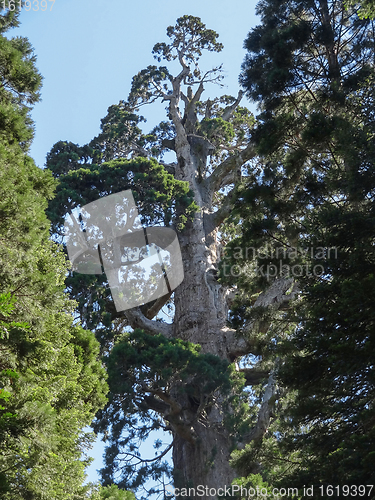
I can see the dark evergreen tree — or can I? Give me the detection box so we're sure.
[228,0,375,494]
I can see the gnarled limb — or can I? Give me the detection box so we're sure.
[180,81,205,133]
[139,395,170,414]
[144,292,172,319]
[222,90,244,121]
[150,388,197,444]
[125,307,173,338]
[205,142,256,193]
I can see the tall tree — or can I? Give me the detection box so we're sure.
[230,0,375,493]
[46,15,297,499]
[0,4,108,498]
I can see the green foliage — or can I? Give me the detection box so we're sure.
[46,140,94,178]
[89,101,147,163]
[240,0,372,107]
[0,32,42,106]
[0,8,108,498]
[232,474,277,499]
[48,156,196,232]
[0,288,108,499]
[128,65,172,109]
[107,329,234,401]
[232,0,375,492]
[345,0,375,18]
[152,15,223,67]
[99,484,135,500]
[129,15,224,110]
[88,483,136,500]
[93,329,244,492]
[46,154,197,351]
[44,13,256,497]
[194,94,255,168]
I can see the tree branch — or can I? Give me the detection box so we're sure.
[241,368,277,445]
[239,368,270,386]
[149,388,197,444]
[138,395,170,414]
[159,160,176,174]
[205,187,236,232]
[227,278,298,359]
[144,292,172,319]
[176,50,190,88]
[150,388,182,416]
[119,442,173,465]
[124,307,173,338]
[221,90,244,121]
[205,142,256,193]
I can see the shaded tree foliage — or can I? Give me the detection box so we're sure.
[227,0,375,493]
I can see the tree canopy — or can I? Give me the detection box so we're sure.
[3,3,374,499]
[227,0,375,493]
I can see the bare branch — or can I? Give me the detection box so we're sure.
[205,142,256,193]
[175,50,191,89]
[180,91,189,106]
[191,81,204,104]
[119,442,173,465]
[221,90,244,121]
[150,78,168,99]
[144,292,173,319]
[187,66,224,86]
[125,307,173,338]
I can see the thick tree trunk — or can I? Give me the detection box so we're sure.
[172,424,236,499]
[174,218,228,357]
[172,236,237,498]
[170,141,238,497]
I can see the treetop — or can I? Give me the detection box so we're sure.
[152,15,223,64]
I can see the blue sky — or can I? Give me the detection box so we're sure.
[12,0,259,487]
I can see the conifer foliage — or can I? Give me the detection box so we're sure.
[228,0,375,492]
[0,5,108,498]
